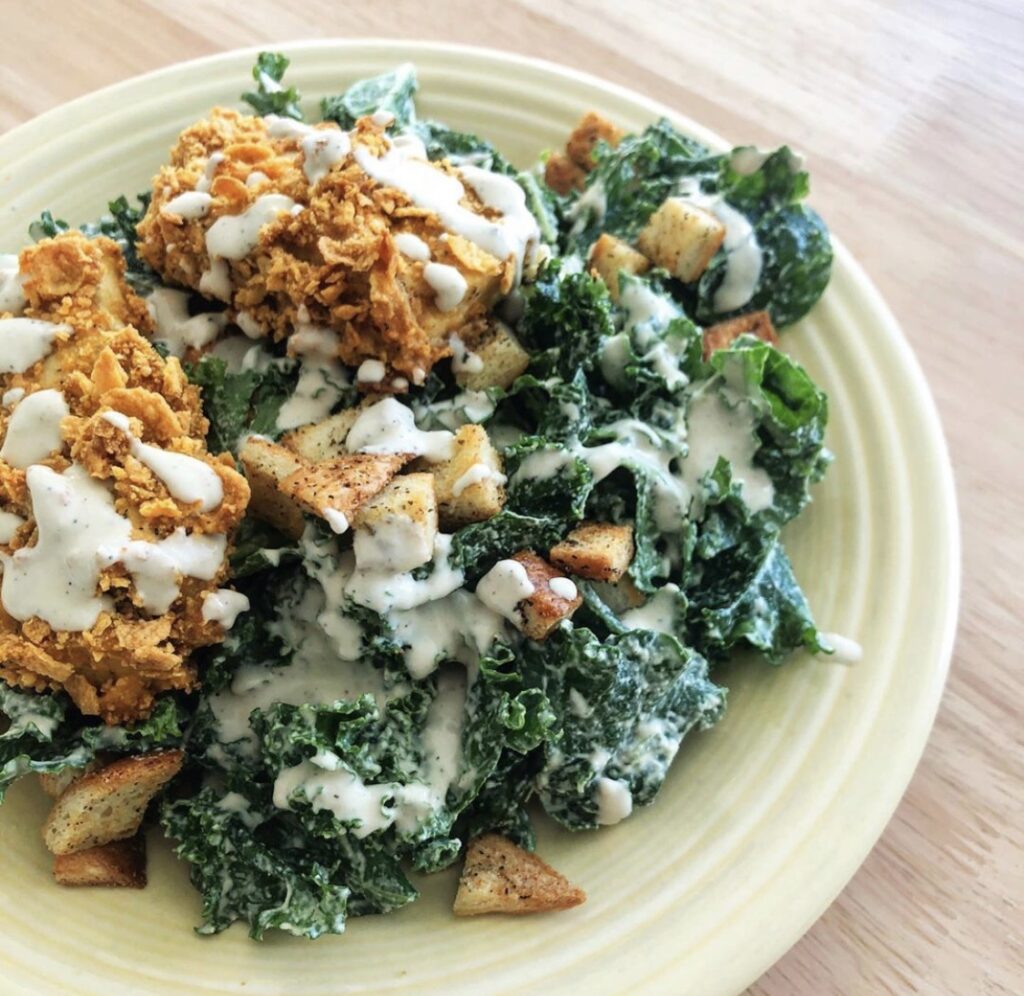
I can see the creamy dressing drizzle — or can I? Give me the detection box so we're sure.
[346,397,455,462]
[0,254,26,314]
[476,559,534,623]
[0,317,69,373]
[162,191,213,220]
[0,389,68,468]
[393,232,431,261]
[620,584,682,634]
[451,462,506,497]
[448,334,484,375]
[275,325,350,431]
[818,632,863,665]
[146,287,227,356]
[205,194,298,261]
[0,510,24,544]
[353,512,435,574]
[423,262,467,312]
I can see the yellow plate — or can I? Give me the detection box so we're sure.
[0,41,959,995]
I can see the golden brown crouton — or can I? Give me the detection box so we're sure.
[352,473,438,572]
[280,397,383,462]
[511,550,583,640]
[549,522,635,582]
[238,436,307,539]
[429,425,506,529]
[280,453,407,528]
[42,750,183,856]
[456,320,530,392]
[38,762,102,799]
[637,198,726,283]
[591,575,647,613]
[544,152,587,195]
[53,834,147,888]
[453,834,586,916]
[588,234,650,301]
[702,310,780,360]
[566,112,624,170]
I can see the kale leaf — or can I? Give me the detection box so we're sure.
[320,64,418,130]
[242,52,304,120]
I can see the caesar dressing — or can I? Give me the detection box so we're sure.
[0,510,24,544]
[620,584,682,634]
[0,254,26,314]
[162,191,213,220]
[451,462,506,497]
[275,325,350,431]
[199,258,232,303]
[346,397,455,462]
[146,287,227,356]
[353,512,435,573]
[205,194,298,260]
[819,632,863,664]
[548,577,578,601]
[476,559,534,622]
[423,262,468,312]
[114,530,227,614]
[0,317,69,373]
[202,588,251,629]
[448,334,484,375]
[393,231,431,261]
[0,389,68,468]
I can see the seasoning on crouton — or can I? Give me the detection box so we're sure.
[280,453,408,533]
[429,425,506,529]
[637,198,726,283]
[352,472,438,572]
[42,750,184,856]
[588,234,650,301]
[566,111,624,171]
[53,835,147,888]
[511,550,583,640]
[544,152,587,195]
[454,320,530,392]
[702,310,779,360]
[38,762,102,799]
[453,833,586,916]
[549,522,635,582]
[238,436,307,539]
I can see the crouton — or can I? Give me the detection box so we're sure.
[544,152,587,195]
[453,834,586,916]
[38,761,102,799]
[511,550,583,640]
[42,750,183,856]
[702,310,779,360]
[238,436,307,539]
[549,522,635,582]
[455,320,530,392]
[637,198,726,283]
[352,473,438,572]
[566,112,624,171]
[588,234,650,301]
[591,575,647,613]
[52,835,146,888]
[280,453,407,532]
[429,425,506,529]
[280,397,383,461]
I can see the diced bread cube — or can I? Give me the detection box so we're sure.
[588,234,650,301]
[352,472,438,572]
[42,750,183,856]
[566,112,623,170]
[280,397,383,462]
[511,550,583,641]
[238,436,307,539]
[280,454,408,531]
[429,425,506,529]
[455,320,530,391]
[453,833,586,916]
[549,522,635,582]
[39,762,101,799]
[702,310,779,359]
[544,152,587,195]
[637,198,726,283]
[591,575,647,613]
[53,835,146,888]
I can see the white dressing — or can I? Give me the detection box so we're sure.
[199,258,232,303]
[393,232,431,261]
[0,389,68,468]
[353,513,434,574]
[620,584,682,635]
[594,776,633,825]
[0,317,69,373]
[548,577,578,601]
[476,559,534,623]
[449,333,484,375]
[205,194,297,261]
[356,359,386,383]
[202,588,251,629]
[162,191,213,220]
[819,632,863,665]
[346,397,455,462]
[146,287,227,356]
[0,254,26,314]
[451,462,506,497]
[0,510,24,544]
[423,262,467,312]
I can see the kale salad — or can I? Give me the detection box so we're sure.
[0,53,846,938]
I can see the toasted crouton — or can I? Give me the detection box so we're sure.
[549,522,635,582]
[588,234,650,301]
[453,834,586,916]
[53,835,146,888]
[280,397,383,461]
[238,436,307,539]
[544,152,587,195]
[637,198,726,283]
[566,112,624,171]
[591,575,647,613]
[511,550,583,640]
[352,473,438,572]
[429,425,506,529]
[42,750,183,856]
[455,320,530,392]
[38,761,102,799]
[702,310,780,360]
[280,453,408,532]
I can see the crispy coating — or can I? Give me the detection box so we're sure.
[137,109,510,378]
[0,233,250,724]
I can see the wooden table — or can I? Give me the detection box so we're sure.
[1,2,1020,992]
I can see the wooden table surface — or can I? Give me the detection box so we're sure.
[0,1,1020,992]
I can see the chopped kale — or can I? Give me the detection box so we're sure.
[242,51,304,120]
[320,63,418,130]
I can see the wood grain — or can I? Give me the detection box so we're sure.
[0,1,1020,992]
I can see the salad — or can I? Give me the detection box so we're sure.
[0,53,848,938]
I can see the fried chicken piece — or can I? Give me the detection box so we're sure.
[0,233,250,724]
[137,109,513,379]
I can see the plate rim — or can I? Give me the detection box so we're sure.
[0,38,961,995]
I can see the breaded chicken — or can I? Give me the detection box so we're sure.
[138,109,515,380]
[0,233,250,724]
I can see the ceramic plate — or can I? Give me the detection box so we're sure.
[0,40,959,996]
